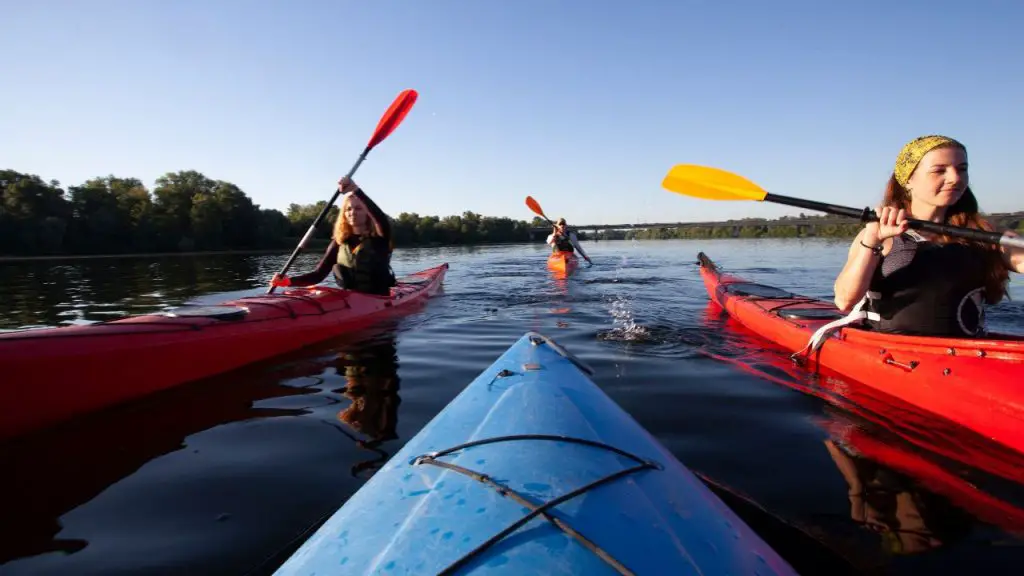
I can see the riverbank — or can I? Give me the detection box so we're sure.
[5,216,1022,263]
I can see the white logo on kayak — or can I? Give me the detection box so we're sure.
[957,287,986,336]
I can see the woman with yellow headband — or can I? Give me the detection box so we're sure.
[833,135,1024,337]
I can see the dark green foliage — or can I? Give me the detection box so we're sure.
[3,167,1019,256]
[0,169,537,255]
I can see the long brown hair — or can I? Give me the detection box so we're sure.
[881,175,1008,304]
[333,194,379,245]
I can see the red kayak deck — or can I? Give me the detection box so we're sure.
[547,251,579,276]
[697,252,1024,457]
[0,263,448,443]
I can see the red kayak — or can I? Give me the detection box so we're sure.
[697,252,1024,457]
[547,251,579,275]
[0,263,448,443]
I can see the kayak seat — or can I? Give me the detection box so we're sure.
[721,282,794,299]
[776,308,845,320]
[163,305,249,321]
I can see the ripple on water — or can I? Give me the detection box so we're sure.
[1,239,1023,575]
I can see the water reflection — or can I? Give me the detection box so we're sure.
[821,412,1024,541]
[699,299,1024,486]
[331,335,402,478]
[3,241,1022,575]
[0,358,309,566]
[825,434,973,555]
[0,327,406,572]
[0,255,265,329]
[695,299,1024,560]
[547,262,572,292]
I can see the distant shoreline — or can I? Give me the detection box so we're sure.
[4,217,1022,263]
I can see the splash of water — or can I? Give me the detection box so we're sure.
[605,293,649,341]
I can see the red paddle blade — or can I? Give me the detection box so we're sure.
[367,89,418,149]
[525,196,546,218]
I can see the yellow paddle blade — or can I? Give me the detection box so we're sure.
[525,196,547,218]
[661,165,769,201]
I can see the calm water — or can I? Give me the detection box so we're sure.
[2,238,1023,575]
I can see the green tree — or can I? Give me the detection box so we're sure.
[67,176,152,253]
[0,170,70,254]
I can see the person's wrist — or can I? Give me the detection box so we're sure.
[859,239,883,256]
[863,225,883,246]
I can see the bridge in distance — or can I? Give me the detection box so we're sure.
[531,217,829,234]
[529,211,1024,237]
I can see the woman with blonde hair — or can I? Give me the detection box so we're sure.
[271,176,395,295]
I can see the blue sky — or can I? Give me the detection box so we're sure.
[2,0,1022,225]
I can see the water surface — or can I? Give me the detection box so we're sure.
[2,238,1023,575]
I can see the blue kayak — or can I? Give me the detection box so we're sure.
[275,332,798,575]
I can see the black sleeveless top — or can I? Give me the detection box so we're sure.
[287,187,395,295]
[332,234,395,296]
[551,230,575,253]
[864,232,990,337]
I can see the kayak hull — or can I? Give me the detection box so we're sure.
[697,251,1024,456]
[275,331,796,575]
[0,263,448,443]
[547,251,579,275]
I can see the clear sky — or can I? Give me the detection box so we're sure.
[2,0,1022,225]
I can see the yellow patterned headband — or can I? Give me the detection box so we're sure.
[893,135,966,187]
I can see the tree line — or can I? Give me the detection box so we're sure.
[0,169,548,256]
[5,168,1020,256]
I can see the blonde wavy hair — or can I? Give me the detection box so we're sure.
[333,194,379,245]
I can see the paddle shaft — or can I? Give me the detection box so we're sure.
[764,192,1024,250]
[266,148,370,294]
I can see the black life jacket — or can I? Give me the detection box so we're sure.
[333,235,396,296]
[864,231,990,337]
[552,231,575,253]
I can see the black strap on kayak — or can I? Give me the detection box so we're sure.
[412,434,662,576]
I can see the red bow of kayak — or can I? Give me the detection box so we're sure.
[0,263,448,442]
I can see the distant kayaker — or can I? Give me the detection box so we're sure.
[270,176,395,295]
[547,218,592,263]
[832,135,1024,337]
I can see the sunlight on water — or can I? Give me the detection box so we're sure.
[1,239,1022,576]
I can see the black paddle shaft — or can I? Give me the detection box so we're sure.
[763,192,1014,247]
[763,192,871,221]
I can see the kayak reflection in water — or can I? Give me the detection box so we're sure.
[832,135,1024,337]
[824,439,971,555]
[547,217,592,264]
[333,336,401,477]
[271,176,396,296]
